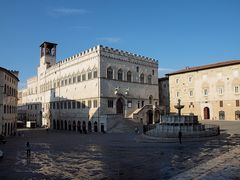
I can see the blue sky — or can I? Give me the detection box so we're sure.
[0,0,240,88]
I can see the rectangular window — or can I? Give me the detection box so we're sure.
[73,77,76,83]
[77,102,81,109]
[142,101,144,107]
[189,90,193,97]
[108,100,113,108]
[64,101,67,109]
[69,78,72,84]
[57,102,59,109]
[88,100,92,108]
[61,80,64,86]
[138,101,140,108]
[61,101,63,109]
[93,71,97,78]
[53,102,55,109]
[176,91,180,97]
[68,101,71,109]
[82,101,86,108]
[234,86,239,94]
[82,74,86,81]
[127,100,132,108]
[93,100,97,108]
[77,75,81,82]
[88,72,92,80]
[176,78,179,84]
[65,79,68,85]
[203,88,208,96]
[72,101,76,109]
[220,101,223,107]
[218,87,224,95]
[188,76,192,83]
[236,100,239,107]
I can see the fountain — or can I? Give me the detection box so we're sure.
[144,99,219,139]
[174,99,184,116]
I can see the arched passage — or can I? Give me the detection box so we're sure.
[60,120,63,130]
[73,121,76,131]
[147,110,153,124]
[94,122,98,132]
[204,107,210,119]
[82,121,86,134]
[88,121,92,132]
[53,119,56,129]
[57,120,60,130]
[68,121,72,131]
[64,120,67,130]
[77,121,81,133]
[116,98,124,114]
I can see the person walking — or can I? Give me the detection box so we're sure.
[26,142,31,157]
[178,131,182,144]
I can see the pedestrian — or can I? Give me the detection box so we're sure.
[26,142,31,157]
[178,131,182,144]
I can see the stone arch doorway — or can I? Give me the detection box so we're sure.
[204,107,210,119]
[116,98,124,114]
[147,110,153,124]
[94,122,98,132]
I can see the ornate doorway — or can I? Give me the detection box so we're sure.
[116,98,124,114]
[204,107,210,119]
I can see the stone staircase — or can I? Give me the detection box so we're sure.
[107,116,142,133]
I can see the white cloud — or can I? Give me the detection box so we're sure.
[49,8,89,17]
[97,37,121,43]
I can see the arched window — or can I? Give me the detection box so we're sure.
[148,75,152,84]
[140,73,144,83]
[149,95,153,104]
[118,69,123,81]
[127,71,132,82]
[107,67,113,79]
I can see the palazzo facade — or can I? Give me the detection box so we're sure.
[0,67,19,136]
[167,60,240,121]
[18,42,159,132]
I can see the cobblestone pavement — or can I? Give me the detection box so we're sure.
[0,120,239,179]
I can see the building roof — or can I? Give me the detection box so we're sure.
[0,66,19,81]
[166,60,240,76]
[40,41,58,47]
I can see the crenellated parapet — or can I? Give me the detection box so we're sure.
[45,45,158,74]
[99,45,158,68]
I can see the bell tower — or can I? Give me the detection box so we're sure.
[39,42,57,68]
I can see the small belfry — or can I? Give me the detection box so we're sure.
[39,42,57,68]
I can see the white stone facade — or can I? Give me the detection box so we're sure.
[19,42,159,132]
[0,67,18,136]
